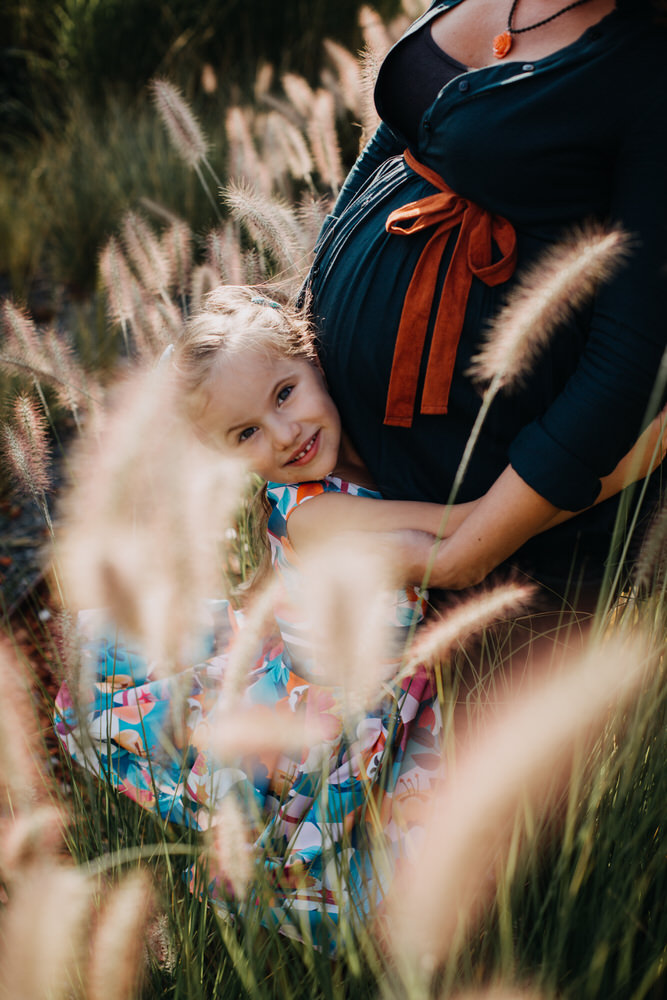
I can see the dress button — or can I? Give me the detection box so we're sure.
[423,120,431,132]
[522,63,534,72]
[458,79,470,93]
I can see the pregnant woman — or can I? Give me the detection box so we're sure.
[307,0,667,625]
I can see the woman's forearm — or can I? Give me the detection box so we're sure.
[428,465,560,590]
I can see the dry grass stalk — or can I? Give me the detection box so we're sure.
[296,536,401,715]
[42,327,89,416]
[222,180,306,273]
[468,227,629,390]
[281,73,315,120]
[323,38,362,117]
[0,301,88,419]
[57,366,243,673]
[99,236,135,350]
[0,640,42,810]
[385,632,654,965]
[262,112,314,188]
[357,44,383,143]
[359,4,395,59]
[150,77,209,168]
[0,299,49,371]
[121,211,171,300]
[0,806,67,880]
[0,865,91,1000]
[401,582,537,676]
[209,796,253,899]
[635,499,667,590]
[161,218,193,298]
[191,264,223,312]
[206,224,245,286]
[226,106,272,196]
[221,579,281,706]
[307,89,344,193]
[88,870,154,1000]
[254,61,274,102]
[296,194,333,252]
[1,393,51,500]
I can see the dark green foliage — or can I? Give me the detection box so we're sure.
[0,0,402,140]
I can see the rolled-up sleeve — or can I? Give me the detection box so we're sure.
[509,91,667,511]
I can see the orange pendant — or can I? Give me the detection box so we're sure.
[492,30,513,59]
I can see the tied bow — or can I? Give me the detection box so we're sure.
[383,150,517,427]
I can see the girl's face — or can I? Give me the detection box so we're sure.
[196,350,342,484]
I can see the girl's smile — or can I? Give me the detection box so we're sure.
[196,351,343,484]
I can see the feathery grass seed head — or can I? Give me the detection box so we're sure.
[151,77,209,167]
[468,227,629,390]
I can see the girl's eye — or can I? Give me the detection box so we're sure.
[238,426,258,443]
[277,385,293,404]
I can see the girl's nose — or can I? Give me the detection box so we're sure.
[271,416,301,449]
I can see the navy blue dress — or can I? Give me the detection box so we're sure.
[308,0,667,592]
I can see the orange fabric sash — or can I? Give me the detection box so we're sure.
[383,149,517,427]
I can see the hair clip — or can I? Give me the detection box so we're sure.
[251,296,281,309]
[157,343,175,368]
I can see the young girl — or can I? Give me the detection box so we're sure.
[54,285,665,949]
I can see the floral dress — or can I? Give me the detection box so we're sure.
[54,476,444,947]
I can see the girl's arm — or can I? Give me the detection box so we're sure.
[287,492,478,556]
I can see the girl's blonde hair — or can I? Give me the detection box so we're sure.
[171,285,317,421]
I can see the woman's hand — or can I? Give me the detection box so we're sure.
[598,404,667,499]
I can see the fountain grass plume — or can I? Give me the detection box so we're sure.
[635,499,667,592]
[121,210,172,302]
[296,535,404,717]
[307,89,344,194]
[468,226,629,391]
[385,630,654,969]
[191,264,223,311]
[161,218,193,299]
[99,236,135,352]
[0,865,92,1000]
[434,227,631,536]
[206,224,245,286]
[358,44,383,144]
[222,179,307,274]
[281,73,315,120]
[226,106,272,196]
[262,111,314,190]
[88,870,154,1000]
[0,640,42,809]
[1,299,48,371]
[221,579,281,705]
[400,581,537,678]
[2,393,52,501]
[151,77,222,219]
[209,797,253,900]
[0,806,68,876]
[57,366,244,674]
[150,77,209,168]
[323,39,362,117]
[359,5,395,59]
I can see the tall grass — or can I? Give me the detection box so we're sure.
[0,3,665,999]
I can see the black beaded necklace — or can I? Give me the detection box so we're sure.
[493,0,598,58]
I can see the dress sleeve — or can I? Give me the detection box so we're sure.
[509,91,667,511]
[265,481,329,523]
[330,121,404,218]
